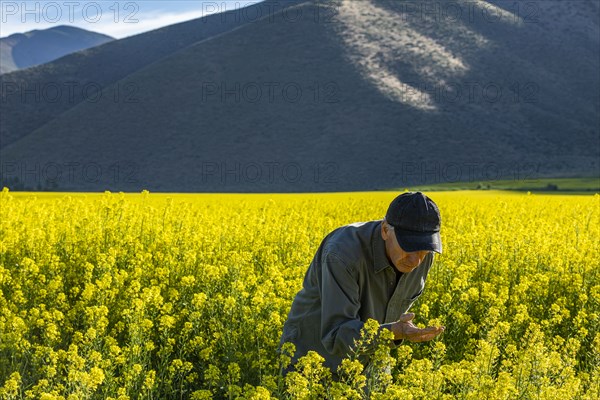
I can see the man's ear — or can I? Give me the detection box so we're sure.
[381,219,390,240]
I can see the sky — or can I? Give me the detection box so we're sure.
[0,1,264,39]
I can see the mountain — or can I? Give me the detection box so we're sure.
[0,0,304,150]
[0,25,114,74]
[1,0,598,192]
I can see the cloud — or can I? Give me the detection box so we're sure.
[0,1,262,39]
[93,9,214,39]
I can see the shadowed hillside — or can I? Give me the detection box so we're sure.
[0,0,305,149]
[1,0,598,192]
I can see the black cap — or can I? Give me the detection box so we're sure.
[385,192,442,254]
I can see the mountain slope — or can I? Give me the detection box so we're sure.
[1,0,598,192]
[0,25,114,74]
[0,0,305,149]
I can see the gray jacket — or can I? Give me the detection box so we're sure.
[279,219,435,372]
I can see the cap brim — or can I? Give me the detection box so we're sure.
[394,229,442,254]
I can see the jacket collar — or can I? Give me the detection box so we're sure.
[372,220,394,273]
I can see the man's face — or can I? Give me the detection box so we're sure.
[381,220,431,273]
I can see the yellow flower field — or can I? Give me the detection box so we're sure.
[0,188,598,399]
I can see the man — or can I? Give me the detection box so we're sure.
[279,191,446,373]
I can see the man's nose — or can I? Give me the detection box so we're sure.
[406,253,423,265]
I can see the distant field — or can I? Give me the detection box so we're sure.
[401,177,600,194]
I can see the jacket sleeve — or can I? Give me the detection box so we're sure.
[319,251,396,357]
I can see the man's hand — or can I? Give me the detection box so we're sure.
[391,313,445,342]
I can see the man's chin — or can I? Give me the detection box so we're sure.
[397,264,418,273]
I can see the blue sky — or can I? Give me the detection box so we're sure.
[0,1,264,39]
